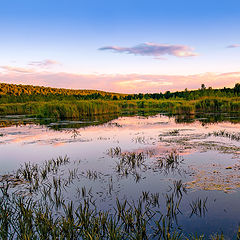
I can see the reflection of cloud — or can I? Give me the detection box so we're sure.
[0,67,239,93]
[28,59,60,68]
[227,44,240,48]
[53,142,65,147]
[99,42,198,58]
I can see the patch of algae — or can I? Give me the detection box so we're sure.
[160,132,240,157]
[186,164,240,192]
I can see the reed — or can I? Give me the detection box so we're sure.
[209,130,240,141]
[0,155,239,239]
[0,97,240,119]
[190,198,208,218]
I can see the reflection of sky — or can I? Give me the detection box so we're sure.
[0,114,240,173]
[0,114,240,238]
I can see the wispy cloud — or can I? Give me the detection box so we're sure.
[0,66,35,73]
[99,42,198,58]
[226,44,240,48]
[0,59,60,74]
[28,59,60,68]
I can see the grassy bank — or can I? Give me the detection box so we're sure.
[0,101,121,118]
[0,97,240,119]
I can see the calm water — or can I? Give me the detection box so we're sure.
[0,113,240,238]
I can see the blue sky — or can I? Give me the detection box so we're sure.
[0,0,240,92]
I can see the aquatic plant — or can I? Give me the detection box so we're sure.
[0,154,239,239]
[156,150,183,174]
[208,130,240,142]
[189,197,208,218]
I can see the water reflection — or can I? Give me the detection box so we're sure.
[0,113,239,238]
[1,112,240,130]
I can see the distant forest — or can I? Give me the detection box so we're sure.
[0,82,239,103]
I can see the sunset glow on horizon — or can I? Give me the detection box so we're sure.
[0,0,240,93]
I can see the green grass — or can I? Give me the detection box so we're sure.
[0,97,240,119]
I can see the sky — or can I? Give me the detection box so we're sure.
[0,0,240,93]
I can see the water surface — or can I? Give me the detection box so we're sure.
[0,113,239,238]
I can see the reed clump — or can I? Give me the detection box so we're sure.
[208,130,240,141]
[156,150,183,173]
[38,101,121,119]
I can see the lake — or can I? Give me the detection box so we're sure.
[0,113,239,239]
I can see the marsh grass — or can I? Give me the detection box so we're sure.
[1,97,240,120]
[0,155,239,239]
[189,198,208,218]
[114,150,146,181]
[109,148,186,183]
[168,130,180,136]
[209,130,240,142]
[156,150,184,174]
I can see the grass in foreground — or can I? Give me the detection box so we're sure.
[0,154,239,239]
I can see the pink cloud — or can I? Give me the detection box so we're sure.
[227,44,240,48]
[0,67,239,93]
[0,59,60,74]
[28,59,60,68]
[99,42,198,58]
[0,66,36,73]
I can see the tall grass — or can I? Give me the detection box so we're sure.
[0,102,40,115]
[195,97,240,112]
[0,97,239,119]
[38,101,120,119]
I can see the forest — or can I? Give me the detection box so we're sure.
[0,82,239,118]
[0,82,239,103]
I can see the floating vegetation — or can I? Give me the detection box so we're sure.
[186,165,240,192]
[159,128,240,159]
[168,129,180,136]
[208,130,240,142]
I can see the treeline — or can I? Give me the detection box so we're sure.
[125,83,240,100]
[0,83,125,103]
[0,82,240,103]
